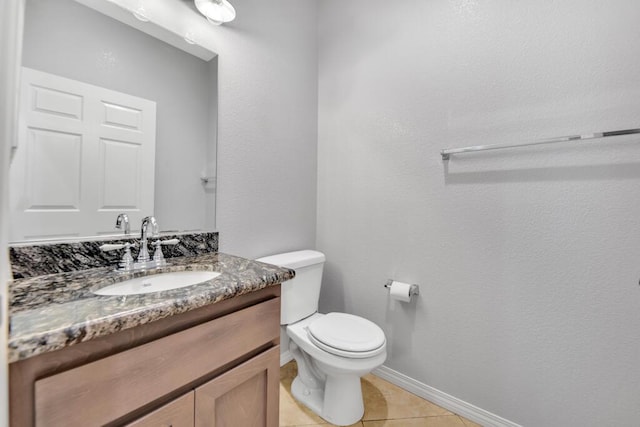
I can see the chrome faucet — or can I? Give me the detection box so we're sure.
[115,213,130,235]
[137,216,159,263]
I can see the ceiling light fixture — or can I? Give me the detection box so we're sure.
[194,0,236,25]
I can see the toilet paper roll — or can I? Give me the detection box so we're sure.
[389,280,413,302]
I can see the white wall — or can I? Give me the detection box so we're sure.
[22,0,216,234]
[317,1,640,425]
[210,0,318,258]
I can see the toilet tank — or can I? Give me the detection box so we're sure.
[256,250,325,325]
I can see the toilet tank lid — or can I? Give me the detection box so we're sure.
[256,250,325,269]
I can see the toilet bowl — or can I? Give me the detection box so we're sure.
[256,250,387,426]
[287,312,386,425]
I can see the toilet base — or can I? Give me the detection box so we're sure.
[289,339,367,426]
[290,376,324,416]
[322,372,365,425]
[290,373,365,426]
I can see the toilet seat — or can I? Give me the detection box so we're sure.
[306,312,386,359]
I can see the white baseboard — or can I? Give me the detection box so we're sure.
[280,349,294,367]
[373,365,522,427]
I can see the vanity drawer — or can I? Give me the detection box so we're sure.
[34,297,280,427]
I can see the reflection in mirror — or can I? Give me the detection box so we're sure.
[11,0,217,242]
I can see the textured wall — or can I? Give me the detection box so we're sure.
[209,0,318,258]
[22,0,216,234]
[317,0,640,425]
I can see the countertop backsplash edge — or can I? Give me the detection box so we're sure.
[9,231,219,279]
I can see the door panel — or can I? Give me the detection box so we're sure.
[195,346,280,427]
[99,138,141,209]
[25,128,82,210]
[31,84,83,120]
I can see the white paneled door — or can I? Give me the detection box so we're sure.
[10,68,156,241]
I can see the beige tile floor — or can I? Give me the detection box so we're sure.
[280,361,483,427]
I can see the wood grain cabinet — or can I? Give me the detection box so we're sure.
[10,286,281,427]
[126,392,195,427]
[126,346,280,427]
[195,346,280,427]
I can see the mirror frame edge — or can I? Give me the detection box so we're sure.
[1,0,27,423]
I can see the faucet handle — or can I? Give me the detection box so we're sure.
[151,239,179,267]
[100,242,136,252]
[151,238,180,247]
[100,242,137,271]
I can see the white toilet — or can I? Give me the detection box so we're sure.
[257,250,387,426]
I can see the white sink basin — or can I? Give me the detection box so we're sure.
[94,271,221,296]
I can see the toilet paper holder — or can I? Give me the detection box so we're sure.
[384,280,420,297]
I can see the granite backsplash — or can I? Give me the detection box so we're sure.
[9,231,219,279]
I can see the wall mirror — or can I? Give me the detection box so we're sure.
[10,0,218,243]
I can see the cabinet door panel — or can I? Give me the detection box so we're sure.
[126,392,194,427]
[195,346,280,427]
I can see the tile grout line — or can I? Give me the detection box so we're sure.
[362,414,467,421]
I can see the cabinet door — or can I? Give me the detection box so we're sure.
[195,346,280,427]
[126,392,194,427]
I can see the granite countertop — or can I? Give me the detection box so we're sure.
[8,252,294,363]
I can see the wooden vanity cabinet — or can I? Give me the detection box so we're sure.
[10,286,281,427]
[126,392,195,427]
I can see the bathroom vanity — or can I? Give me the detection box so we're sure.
[8,251,294,427]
